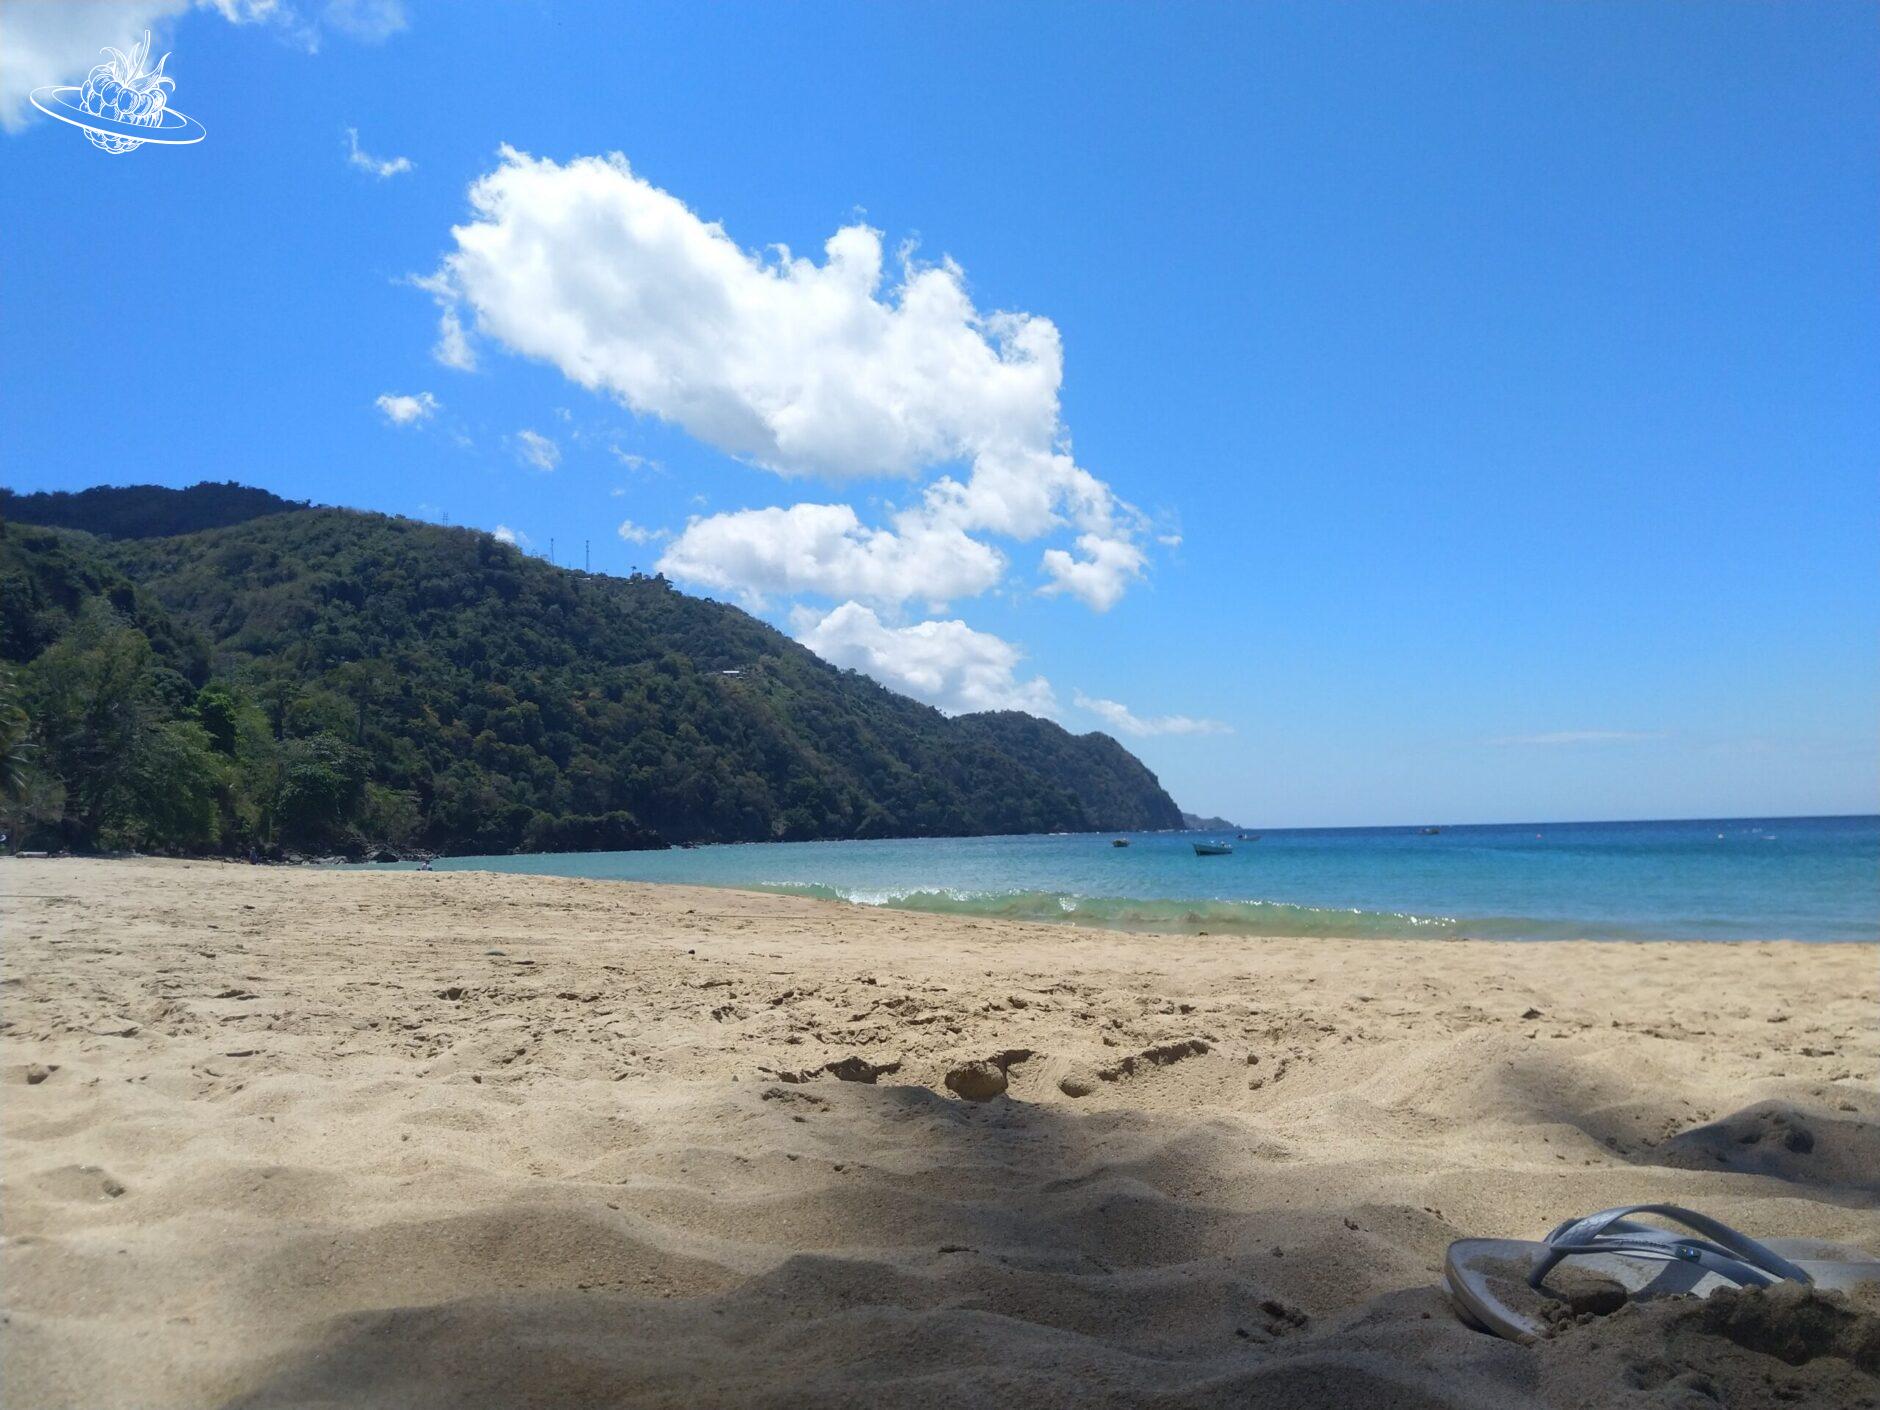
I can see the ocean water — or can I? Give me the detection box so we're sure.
[398,816,1879,943]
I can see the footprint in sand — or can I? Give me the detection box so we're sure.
[1653,1099,1880,1191]
[30,1164,127,1202]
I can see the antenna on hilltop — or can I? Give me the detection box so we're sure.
[549,537,555,565]
[585,539,590,572]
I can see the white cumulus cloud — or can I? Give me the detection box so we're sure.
[1040,533,1147,612]
[492,524,529,547]
[798,603,1056,717]
[514,428,559,471]
[344,126,411,177]
[616,519,667,545]
[407,271,478,370]
[433,308,475,371]
[375,390,437,425]
[424,147,1150,613]
[658,502,1003,611]
[1073,691,1231,738]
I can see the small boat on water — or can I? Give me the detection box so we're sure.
[1111,838,1131,848]
[1237,833,1261,842]
[1192,841,1233,856]
[1419,826,1442,836]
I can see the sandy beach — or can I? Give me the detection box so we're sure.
[2,857,1876,1408]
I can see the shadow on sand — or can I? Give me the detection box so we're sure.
[220,1080,1535,1409]
[1486,1053,1880,1205]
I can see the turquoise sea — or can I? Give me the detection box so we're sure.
[396,816,1878,943]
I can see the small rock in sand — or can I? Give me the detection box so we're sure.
[1058,1071,1096,1098]
[945,1060,1008,1102]
[824,1055,900,1084]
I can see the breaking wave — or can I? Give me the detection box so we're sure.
[750,883,1601,941]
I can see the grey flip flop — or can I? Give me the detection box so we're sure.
[1445,1202,1880,1343]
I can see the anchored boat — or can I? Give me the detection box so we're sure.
[1192,841,1233,856]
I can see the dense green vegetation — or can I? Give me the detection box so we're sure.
[0,485,1185,856]
[956,712,1182,837]
[0,481,301,540]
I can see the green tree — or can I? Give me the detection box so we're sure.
[124,721,223,850]
[361,783,421,846]
[0,667,31,803]
[23,610,160,848]
[194,683,241,756]
[274,734,367,846]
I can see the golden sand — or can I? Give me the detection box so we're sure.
[3,858,1875,1407]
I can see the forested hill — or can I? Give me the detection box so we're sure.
[0,486,1185,856]
[1,481,303,539]
[956,712,1183,837]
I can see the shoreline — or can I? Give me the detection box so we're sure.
[361,857,1880,946]
[20,850,1876,946]
[4,858,1876,1408]
[16,810,1875,946]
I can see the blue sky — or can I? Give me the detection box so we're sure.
[2,1,1874,827]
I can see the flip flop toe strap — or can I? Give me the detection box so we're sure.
[1527,1203,1814,1292]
